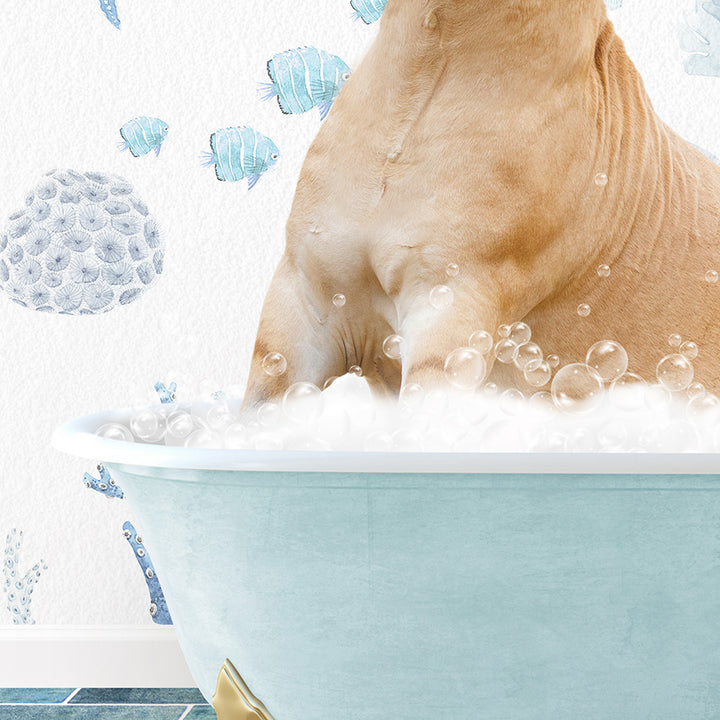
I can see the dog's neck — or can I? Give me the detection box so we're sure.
[382,0,607,88]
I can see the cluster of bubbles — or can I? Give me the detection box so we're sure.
[95,319,720,452]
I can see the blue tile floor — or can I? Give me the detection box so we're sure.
[0,689,216,719]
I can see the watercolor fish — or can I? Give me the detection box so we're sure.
[123,522,172,625]
[154,381,177,404]
[83,464,124,499]
[200,126,280,190]
[258,47,352,121]
[118,117,169,158]
[99,0,120,28]
[351,0,387,24]
[3,529,47,626]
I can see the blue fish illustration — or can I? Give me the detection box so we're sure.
[258,47,352,121]
[99,0,120,28]
[122,522,172,625]
[118,117,169,158]
[351,0,387,24]
[154,381,177,404]
[83,464,124,499]
[200,126,280,190]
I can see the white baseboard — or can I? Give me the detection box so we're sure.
[0,626,196,687]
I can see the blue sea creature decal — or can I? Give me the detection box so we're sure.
[258,47,352,121]
[200,127,280,190]
[122,522,172,625]
[351,0,386,24]
[118,117,169,158]
[83,463,124,499]
[99,0,120,28]
[0,170,164,314]
[679,0,720,76]
[155,381,177,404]
[605,0,623,10]
[3,529,47,625]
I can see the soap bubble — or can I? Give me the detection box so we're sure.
[687,393,720,418]
[468,330,493,355]
[444,347,486,390]
[609,372,646,410]
[283,382,323,423]
[166,411,194,440]
[96,422,133,442]
[577,303,591,317]
[364,431,394,452]
[508,322,531,346]
[656,354,694,392]
[349,364,363,376]
[687,382,706,400]
[585,340,628,382]
[382,334,406,360]
[598,422,627,450]
[332,293,346,307]
[680,341,698,360]
[257,402,282,427]
[323,376,338,390]
[224,423,248,449]
[597,264,611,278]
[184,429,219,449]
[253,433,284,451]
[705,270,718,284]
[483,382,498,396]
[594,172,608,186]
[400,382,425,409]
[528,390,554,415]
[499,389,525,415]
[494,339,518,364]
[668,333,682,347]
[130,409,164,441]
[645,383,672,411]
[206,402,234,431]
[445,262,459,277]
[551,363,604,413]
[392,428,423,451]
[429,284,453,309]
[547,354,560,368]
[497,324,511,338]
[568,427,598,452]
[524,359,552,388]
[262,352,287,377]
[514,342,542,370]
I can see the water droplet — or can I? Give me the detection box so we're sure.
[577,303,591,317]
[283,382,323,423]
[382,334,406,360]
[494,339,518,364]
[656,353,694,392]
[445,262,459,277]
[443,347,486,390]
[429,284,454,309]
[96,423,134,442]
[585,340,628,382]
[523,359,552,388]
[705,270,718,284]
[551,363,604,413]
[547,354,560,368]
[514,342,542,370]
[262,352,287,377]
[668,333,682,348]
[332,293,346,307]
[680,341,698,360]
[468,330,493,355]
[597,264,611,278]
[594,172,608,187]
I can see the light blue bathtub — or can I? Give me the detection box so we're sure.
[54,411,720,719]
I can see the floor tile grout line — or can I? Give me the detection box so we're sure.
[60,688,82,704]
[177,705,194,720]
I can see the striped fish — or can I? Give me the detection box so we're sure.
[99,0,120,28]
[118,117,169,158]
[200,126,280,190]
[351,0,387,24]
[258,47,352,121]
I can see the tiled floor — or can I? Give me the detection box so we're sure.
[0,689,216,719]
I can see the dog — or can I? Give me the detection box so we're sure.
[242,0,720,410]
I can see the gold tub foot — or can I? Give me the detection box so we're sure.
[213,658,276,720]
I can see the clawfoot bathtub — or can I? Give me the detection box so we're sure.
[55,410,720,720]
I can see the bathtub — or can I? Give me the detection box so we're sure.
[54,410,720,720]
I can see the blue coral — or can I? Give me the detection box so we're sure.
[0,170,164,314]
[3,529,47,625]
[680,0,720,76]
[83,464,124,499]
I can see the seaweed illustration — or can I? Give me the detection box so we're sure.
[2,530,47,625]
[679,0,720,76]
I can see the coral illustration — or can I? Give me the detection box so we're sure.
[680,0,720,76]
[122,522,172,625]
[99,0,120,28]
[605,0,623,9]
[2,530,47,625]
[154,381,177,404]
[83,463,125,499]
[0,170,164,314]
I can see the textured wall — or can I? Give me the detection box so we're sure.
[0,0,718,625]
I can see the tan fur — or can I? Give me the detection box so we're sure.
[243,0,720,409]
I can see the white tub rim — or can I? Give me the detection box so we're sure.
[51,409,720,475]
